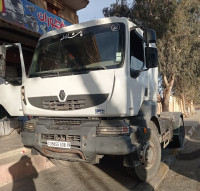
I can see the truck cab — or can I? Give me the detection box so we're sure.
[21,17,158,118]
[0,17,184,182]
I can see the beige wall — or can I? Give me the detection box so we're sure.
[58,6,79,24]
[157,95,196,117]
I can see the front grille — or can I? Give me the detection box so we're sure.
[28,94,109,111]
[42,134,81,142]
[43,99,85,111]
[44,119,87,131]
[54,119,82,126]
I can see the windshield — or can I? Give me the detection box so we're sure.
[28,23,125,77]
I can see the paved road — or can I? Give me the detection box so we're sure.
[184,110,200,129]
[0,111,199,191]
[0,157,141,191]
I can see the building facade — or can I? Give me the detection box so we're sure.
[0,0,89,44]
[0,0,89,76]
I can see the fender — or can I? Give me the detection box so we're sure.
[159,112,184,130]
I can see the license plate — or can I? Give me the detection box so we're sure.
[47,140,71,149]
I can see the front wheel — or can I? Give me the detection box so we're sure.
[134,130,161,182]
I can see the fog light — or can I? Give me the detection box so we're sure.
[24,120,36,131]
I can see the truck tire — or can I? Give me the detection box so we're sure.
[134,130,161,182]
[171,118,185,148]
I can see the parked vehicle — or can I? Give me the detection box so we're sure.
[0,17,185,181]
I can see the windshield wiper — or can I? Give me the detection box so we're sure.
[70,66,106,73]
[28,74,41,78]
[29,71,60,78]
[29,67,106,78]
[90,66,106,71]
[39,71,60,78]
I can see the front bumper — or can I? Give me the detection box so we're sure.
[21,119,136,163]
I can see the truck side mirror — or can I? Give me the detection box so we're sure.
[145,47,158,68]
[0,45,6,78]
[144,29,156,46]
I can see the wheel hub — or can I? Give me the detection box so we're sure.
[139,142,156,168]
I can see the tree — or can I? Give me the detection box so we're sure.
[170,0,200,114]
[103,0,131,18]
[103,0,200,112]
[157,0,200,112]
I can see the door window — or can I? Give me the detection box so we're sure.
[130,31,144,72]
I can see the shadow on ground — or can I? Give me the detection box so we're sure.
[157,124,200,191]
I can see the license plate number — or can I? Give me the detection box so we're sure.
[47,140,71,149]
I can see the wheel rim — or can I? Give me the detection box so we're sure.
[139,142,157,169]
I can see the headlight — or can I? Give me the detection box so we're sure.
[97,126,130,135]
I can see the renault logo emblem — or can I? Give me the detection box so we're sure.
[59,90,66,101]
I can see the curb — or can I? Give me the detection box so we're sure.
[0,149,54,188]
[135,162,169,191]
[187,123,199,138]
[181,122,199,152]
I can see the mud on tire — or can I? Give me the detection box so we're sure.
[134,130,161,182]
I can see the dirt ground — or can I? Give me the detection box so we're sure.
[157,124,200,191]
[0,111,199,191]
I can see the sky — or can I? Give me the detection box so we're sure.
[77,0,116,23]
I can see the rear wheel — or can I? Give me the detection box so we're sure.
[171,117,185,148]
[134,130,161,182]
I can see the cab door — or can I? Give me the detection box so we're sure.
[128,30,148,115]
[0,43,26,116]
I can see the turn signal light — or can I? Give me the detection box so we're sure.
[24,120,36,131]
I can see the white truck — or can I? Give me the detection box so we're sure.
[0,17,185,181]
